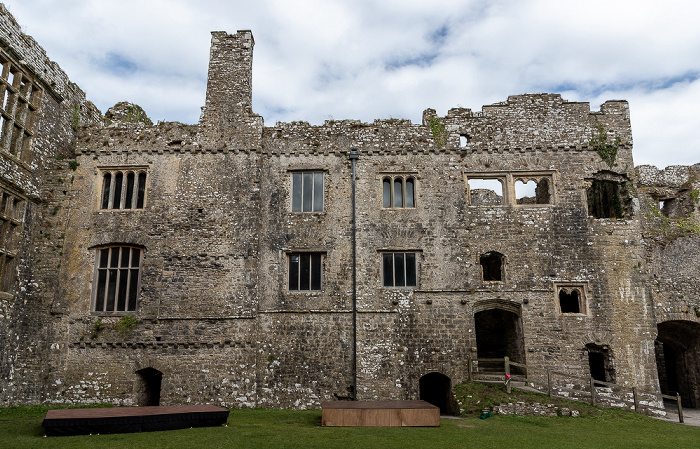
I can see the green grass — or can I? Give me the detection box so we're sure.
[1,406,698,449]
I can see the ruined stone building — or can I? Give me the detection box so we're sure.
[1,5,699,411]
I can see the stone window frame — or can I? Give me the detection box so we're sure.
[289,169,326,213]
[0,51,43,166]
[0,185,26,297]
[91,245,144,316]
[465,171,556,207]
[379,172,418,209]
[287,251,325,292]
[97,165,150,211]
[380,249,421,289]
[553,282,589,315]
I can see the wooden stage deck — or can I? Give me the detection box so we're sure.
[321,400,440,427]
[42,404,229,436]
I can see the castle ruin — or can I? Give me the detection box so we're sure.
[1,6,699,411]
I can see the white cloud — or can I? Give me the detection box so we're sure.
[5,0,700,167]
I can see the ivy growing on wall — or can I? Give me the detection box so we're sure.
[428,117,447,147]
[589,119,622,168]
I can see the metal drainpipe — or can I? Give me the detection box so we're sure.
[349,147,359,400]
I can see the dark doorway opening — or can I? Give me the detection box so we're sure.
[136,367,163,406]
[586,344,614,385]
[475,307,525,374]
[656,321,700,408]
[419,372,452,415]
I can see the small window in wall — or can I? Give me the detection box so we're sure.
[382,175,415,208]
[382,252,417,287]
[659,194,693,219]
[515,176,551,205]
[92,246,143,314]
[100,168,148,210]
[288,252,323,291]
[459,135,469,148]
[557,286,586,314]
[480,251,504,281]
[292,172,323,212]
[468,178,504,206]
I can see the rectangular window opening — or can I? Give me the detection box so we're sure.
[468,178,504,206]
[288,252,323,291]
[382,252,417,288]
[292,172,324,212]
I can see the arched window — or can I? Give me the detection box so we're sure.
[100,168,148,209]
[382,175,415,208]
[92,246,143,314]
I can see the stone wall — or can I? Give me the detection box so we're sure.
[0,3,101,405]
[0,14,697,411]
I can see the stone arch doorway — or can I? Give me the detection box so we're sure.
[474,304,525,373]
[655,321,700,408]
[419,372,451,414]
[136,367,163,406]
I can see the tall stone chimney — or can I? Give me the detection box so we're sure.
[198,30,263,151]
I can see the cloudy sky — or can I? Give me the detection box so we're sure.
[6,0,700,168]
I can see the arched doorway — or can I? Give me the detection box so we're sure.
[474,305,525,373]
[136,367,163,406]
[655,321,700,408]
[419,372,452,415]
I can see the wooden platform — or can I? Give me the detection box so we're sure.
[321,400,440,427]
[42,405,229,436]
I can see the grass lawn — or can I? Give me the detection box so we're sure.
[1,406,698,449]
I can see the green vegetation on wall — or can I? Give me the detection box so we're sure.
[589,119,622,168]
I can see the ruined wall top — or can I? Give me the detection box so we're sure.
[0,3,99,119]
[637,164,700,188]
[431,94,632,152]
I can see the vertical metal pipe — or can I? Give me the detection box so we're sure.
[349,147,359,400]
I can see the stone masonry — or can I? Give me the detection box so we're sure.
[1,7,699,411]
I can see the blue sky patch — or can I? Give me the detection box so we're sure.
[94,52,139,76]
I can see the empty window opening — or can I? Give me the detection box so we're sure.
[587,178,630,219]
[659,195,692,219]
[292,171,323,212]
[288,253,322,291]
[468,178,504,206]
[515,177,551,205]
[136,368,162,406]
[459,134,469,148]
[382,252,417,287]
[420,372,456,415]
[92,246,143,313]
[101,169,148,210]
[586,344,615,385]
[559,287,583,314]
[474,308,525,372]
[480,252,504,282]
[382,176,415,208]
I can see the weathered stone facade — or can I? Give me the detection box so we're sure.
[1,7,699,410]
